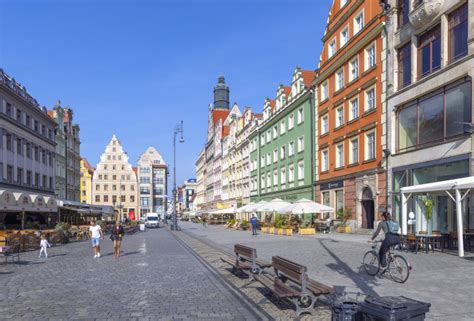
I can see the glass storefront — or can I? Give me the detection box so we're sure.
[392,158,469,234]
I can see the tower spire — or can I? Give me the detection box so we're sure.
[213,75,230,110]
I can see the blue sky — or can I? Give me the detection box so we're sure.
[1,0,331,188]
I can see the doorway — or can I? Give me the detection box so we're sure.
[361,188,375,229]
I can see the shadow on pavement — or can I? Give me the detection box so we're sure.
[48,254,67,258]
[318,239,379,297]
[14,260,46,266]
[121,251,140,257]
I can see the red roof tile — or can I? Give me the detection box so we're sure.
[212,109,230,124]
[301,70,315,88]
[132,167,138,174]
[283,86,291,98]
[255,113,263,118]
[223,125,230,137]
[81,157,95,174]
[269,99,276,110]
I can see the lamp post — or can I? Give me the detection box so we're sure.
[383,148,391,213]
[172,121,184,231]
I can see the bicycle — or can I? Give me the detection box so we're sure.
[363,240,411,283]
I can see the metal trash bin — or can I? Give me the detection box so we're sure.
[358,296,431,321]
[332,300,359,321]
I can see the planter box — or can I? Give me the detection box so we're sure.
[345,226,352,233]
[269,227,275,234]
[337,227,346,233]
[261,227,269,233]
[299,228,316,235]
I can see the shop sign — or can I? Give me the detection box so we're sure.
[320,180,344,191]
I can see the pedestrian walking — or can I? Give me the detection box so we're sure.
[250,215,258,235]
[38,234,51,259]
[110,222,125,259]
[202,216,207,228]
[89,220,104,258]
[324,216,332,234]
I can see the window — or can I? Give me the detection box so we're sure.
[288,114,294,129]
[261,155,265,167]
[350,97,359,120]
[261,175,265,189]
[397,43,411,88]
[321,81,329,101]
[280,120,286,134]
[273,170,278,186]
[336,68,344,91]
[34,173,39,187]
[281,145,286,159]
[95,195,100,202]
[322,149,329,172]
[289,141,295,156]
[365,87,375,112]
[6,103,12,116]
[113,185,117,191]
[335,190,344,214]
[260,135,265,146]
[267,173,271,188]
[17,167,23,184]
[336,106,344,127]
[6,133,12,151]
[96,184,100,191]
[104,195,109,202]
[26,171,31,186]
[354,11,364,34]
[321,115,329,134]
[328,38,336,58]
[273,126,278,139]
[273,149,278,163]
[349,57,359,81]
[34,120,39,132]
[121,195,126,203]
[365,132,376,160]
[42,175,47,188]
[340,0,348,7]
[297,108,304,124]
[449,3,468,62]
[266,131,271,142]
[25,115,30,128]
[336,144,344,168]
[298,136,304,152]
[418,25,441,77]
[266,153,271,165]
[350,139,359,164]
[397,80,471,151]
[16,109,21,122]
[16,138,22,155]
[340,26,349,47]
[365,43,376,70]
[288,165,295,183]
[298,161,304,180]
[281,167,286,185]
[104,184,109,191]
[322,191,330,206]
[397,0,410,28]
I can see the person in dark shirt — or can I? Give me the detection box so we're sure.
[111,222,125,259]
[371,212,400,271]
[250,215,258,235]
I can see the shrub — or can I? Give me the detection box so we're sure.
[227,218,236,226]
[241,220,249,230]
[274,215,285,229]
[55,222,71,242]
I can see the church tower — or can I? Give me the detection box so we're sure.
[213,75,230,109]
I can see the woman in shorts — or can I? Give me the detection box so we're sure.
[111,222,125,259]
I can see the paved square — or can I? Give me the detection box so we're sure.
[180,221,474,321]
[0,228,261,320]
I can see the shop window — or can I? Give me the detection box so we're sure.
[335,190,344,214]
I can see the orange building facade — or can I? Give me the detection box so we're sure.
[314,0,387,229]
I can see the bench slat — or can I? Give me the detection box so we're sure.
[307,279,335,295]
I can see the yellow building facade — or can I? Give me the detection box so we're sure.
[80,158,94,204]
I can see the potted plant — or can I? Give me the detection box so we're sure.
[420,194,433,232]
[55,222,71,243]
[241,220,249,231]
[336,208,353,233]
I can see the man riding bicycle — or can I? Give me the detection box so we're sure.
[370,212,400,273]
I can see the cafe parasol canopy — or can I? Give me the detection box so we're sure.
[281,198,334,214]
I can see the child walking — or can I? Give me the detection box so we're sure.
[39,235,51,259]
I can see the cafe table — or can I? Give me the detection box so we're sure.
[415,234,446,254]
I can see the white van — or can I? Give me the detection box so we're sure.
[145,213,160,228]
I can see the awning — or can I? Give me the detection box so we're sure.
[281,199,334,214]
[208,207,236,215]
[400,176,474,258]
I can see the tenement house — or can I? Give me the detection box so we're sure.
[386,0,473,235]
[314,0,387,230]
[0,69,57,229]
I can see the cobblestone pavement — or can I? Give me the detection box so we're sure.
[174,229,331,321]
[180,221,474,321]
[0,227,263,321]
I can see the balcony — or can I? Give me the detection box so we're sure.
[409,0,443,29]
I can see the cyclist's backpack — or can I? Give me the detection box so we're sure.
[387,220,400,234]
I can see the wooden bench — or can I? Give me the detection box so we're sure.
[220,244,271,278]
[255,256,335,316]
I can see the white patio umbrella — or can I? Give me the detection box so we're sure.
[281,198,334,214]
[247,200,268,212]
[237,202,255,213]
[256,198,291,212]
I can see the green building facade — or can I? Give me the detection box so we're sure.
[250,69,315,203]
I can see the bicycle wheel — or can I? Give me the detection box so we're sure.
[363,251,380,276]
[389,255,410,283]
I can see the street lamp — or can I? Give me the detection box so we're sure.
[172,121,184,231]
[383,148,391,212]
